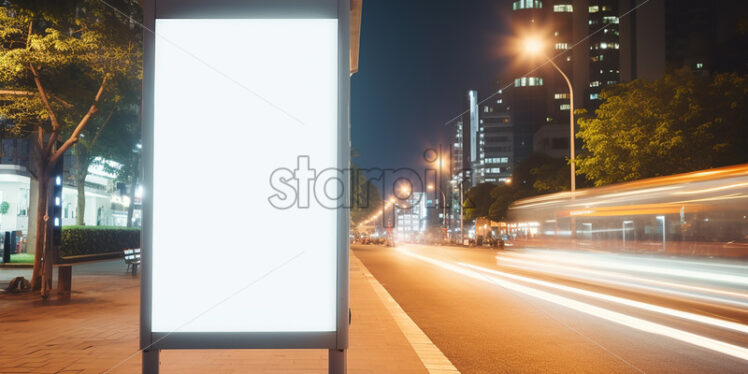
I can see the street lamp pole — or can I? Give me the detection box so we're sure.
[546,58,575,196]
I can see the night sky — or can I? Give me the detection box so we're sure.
[351,0,512,172]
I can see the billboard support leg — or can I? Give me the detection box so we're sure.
[142,348,160,374]
[328,349,346,374]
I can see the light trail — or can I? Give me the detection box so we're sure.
[460,262,748,334]
[397,247,748,362]
[503,250,748,287]
[497,253,748,303]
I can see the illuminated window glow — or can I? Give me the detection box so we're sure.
[513,0,543,10]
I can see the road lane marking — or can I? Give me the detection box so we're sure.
[398,248,748,362]
[354,254,461,374]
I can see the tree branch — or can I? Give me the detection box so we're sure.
[0,89,34,96]
[26,21,32,49]
[29,64,61,132]
[91,105,117,147]
[0,90,73,108]
[50,75,108,165]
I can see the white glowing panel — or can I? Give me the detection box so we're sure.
[152,19,338,332]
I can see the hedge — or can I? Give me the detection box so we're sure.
[60,226,140,258]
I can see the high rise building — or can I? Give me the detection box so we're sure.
[477,96,514,184]
[620,0,747,81]
[450,0,743,193]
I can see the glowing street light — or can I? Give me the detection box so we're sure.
[523,37,543,55]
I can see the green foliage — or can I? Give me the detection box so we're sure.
[10,252,34,263]
[463,154,572,222]
[60,226,140,257]
[350,160,382,225]
[0,0,142,141]
[462,183,495,221]
[576,69,748,186]
[512,152,571,192]
[0,201,8,214]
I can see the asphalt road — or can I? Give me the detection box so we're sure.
[353,243,748,374]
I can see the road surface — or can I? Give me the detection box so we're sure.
[353,243,748,373]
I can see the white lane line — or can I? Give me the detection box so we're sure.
[495,256,748,308]
[354,254,461,374]
[398,248,748,362]
[460,262,748,334]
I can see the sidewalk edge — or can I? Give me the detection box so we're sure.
[353,253,461,374]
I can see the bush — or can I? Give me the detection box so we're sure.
[60,226,140,258]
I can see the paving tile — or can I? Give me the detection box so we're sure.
[0,254,431,373]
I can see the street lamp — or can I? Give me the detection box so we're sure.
[522,37,576,195]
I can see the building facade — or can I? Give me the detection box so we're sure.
[395,192,427,239]
[0,138,137,254]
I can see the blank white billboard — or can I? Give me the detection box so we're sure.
[151,19,339,333]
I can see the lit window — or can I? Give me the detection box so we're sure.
[589,93,599,100]
[554,93,568,99]
[606,80,618,85]
[603,16,619,24]
[560,104,570,110]
[553,4,572,12]
[513,0,543,10]
[555,43,568,50]
[496,99,502,104]
[589,5,599,13]
[514,77,543,87]
[696,62,704,69]
[589,81,601,87]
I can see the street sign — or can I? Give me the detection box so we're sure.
[141,1,350,372]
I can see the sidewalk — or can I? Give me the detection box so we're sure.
[0,254,434,373]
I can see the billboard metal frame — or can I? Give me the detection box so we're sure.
[140,1,350,372]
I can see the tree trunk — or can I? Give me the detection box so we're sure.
[126,175,136,227]
[126,153,142,227]
[75,180,86,225]
[30,164,49,291]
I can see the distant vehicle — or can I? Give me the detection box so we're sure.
[508,164,748,258]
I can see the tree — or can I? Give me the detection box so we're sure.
[0,1,141,295]
[576,69,748,186]
[462,183,495,221]
[465,154,574,222]
[71,79,141,226]
[511,152,572,193]
[349,155,382,225]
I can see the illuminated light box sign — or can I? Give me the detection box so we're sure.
[141,0,350,369]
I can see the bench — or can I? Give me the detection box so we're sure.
[54,250,138,299]
[124,248,141,274]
